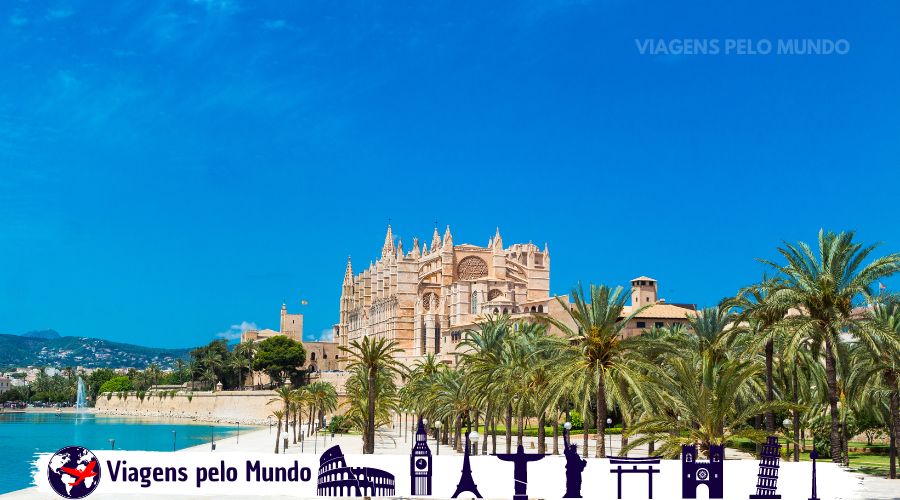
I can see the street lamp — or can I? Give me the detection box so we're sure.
[783,418,793,459]
[267,415,273,434]
[470,430,480,456]
[108,438,115,450]
[172,430,177,452]
[237,422,240,445]
[606,418,613,457]
[281,431,289,454]
[434,421,442,455]
[210,426,216,451]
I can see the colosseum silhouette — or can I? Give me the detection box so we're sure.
[317,445,396,497]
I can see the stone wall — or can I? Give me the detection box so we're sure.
[94,390,279,425]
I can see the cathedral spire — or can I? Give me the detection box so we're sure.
[382,225,395,258]
[396,238,404,258]
[493,227,503,250]
[412,237,421,258]
[343,256,353,284]
[431,226,441,252]
[443,225,453,249]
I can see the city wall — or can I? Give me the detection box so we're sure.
[94,390,279,425]
[94,373,350,425]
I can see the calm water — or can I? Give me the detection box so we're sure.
[0,412,247,494]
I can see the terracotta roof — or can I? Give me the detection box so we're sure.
[622,303,696,320]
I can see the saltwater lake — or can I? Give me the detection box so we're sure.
[0,412,246,494]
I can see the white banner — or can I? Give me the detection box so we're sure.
[33,449,859,499]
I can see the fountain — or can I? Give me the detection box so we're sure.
[75,376,87,409]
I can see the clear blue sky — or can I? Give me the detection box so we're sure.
[2,1,898,348]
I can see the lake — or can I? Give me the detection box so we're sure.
[0,411,247,494]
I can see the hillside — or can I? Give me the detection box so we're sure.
[0,334,191,370]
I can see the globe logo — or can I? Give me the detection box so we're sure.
[47,446,101,498]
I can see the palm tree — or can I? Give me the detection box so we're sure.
[340,337,406,453]
[850,301,900,478]
[458,315,511,453]
[729,280,790,433]
[271,409,285,453]
[624,353,788,457]
[763,230,900,461]
[343,363,401,452]
[546,283,650,457]
[269,386,294,438]
[228,352,246,391]
[145,364,162,388]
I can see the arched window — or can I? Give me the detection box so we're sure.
[471,291,478,314]
[537,305,544,313]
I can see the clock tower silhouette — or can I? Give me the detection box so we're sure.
[410,418,433,496]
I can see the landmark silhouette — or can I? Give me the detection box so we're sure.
[562,425,586,498]
[496,444,545,500]
[410,418,432,496]
[451,431,482,499]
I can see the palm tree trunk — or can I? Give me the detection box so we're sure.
[825,340,842,463]
[505,404,513,454]
[491,416,497,455]
[764,339,775,433]
[366,368,376,454]
[596,371,606,458]
[620,419,628,457]
[474,411,480,455]
[538,414,546,455]
[793,362,800,462]
[482,403,492,454]
[275,419,282,453]
[842,420,850,466]
[552,416,559,455]
[517,413,524,447]
[889,418,896,480]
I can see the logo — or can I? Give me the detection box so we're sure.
[47,446,101,498]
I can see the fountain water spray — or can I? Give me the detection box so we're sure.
[75,376,87,409]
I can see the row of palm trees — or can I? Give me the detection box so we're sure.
[267,381,338,453]
[339,230,900,479]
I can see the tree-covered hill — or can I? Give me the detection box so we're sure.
[0,333,191,370]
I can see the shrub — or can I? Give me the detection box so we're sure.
[568,410,584,430]
[186,393,193,403]
[98,376,133,394]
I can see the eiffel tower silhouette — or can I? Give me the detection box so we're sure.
[451,431,483,498]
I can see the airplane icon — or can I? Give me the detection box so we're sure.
[60,460,98,487]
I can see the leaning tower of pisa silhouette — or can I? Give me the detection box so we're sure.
[749,436,782,499]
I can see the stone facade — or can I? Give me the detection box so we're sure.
[335,225,554,365]
[620,276,696,337]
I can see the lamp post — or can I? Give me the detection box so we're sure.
[470,430,480,456]
[108,438,115,450]
[267,415,273,435]
[210,426,216,451]
[606,418,612,457]
[172,430,176,452]
[281,430,289,454]
[434,420,442,455]
[237,422,240,445]
[783,418,792,460]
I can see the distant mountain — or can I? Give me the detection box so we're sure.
[0,334,192,370]
[21,329,61,339]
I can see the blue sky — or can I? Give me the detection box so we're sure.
[2,0,899,348]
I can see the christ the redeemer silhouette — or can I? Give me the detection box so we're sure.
[496,444,545,500]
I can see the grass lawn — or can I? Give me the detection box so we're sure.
[730,437,895,477]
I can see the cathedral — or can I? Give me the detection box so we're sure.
[334,225,553,365]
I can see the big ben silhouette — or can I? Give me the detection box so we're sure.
[410,418,433,496]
